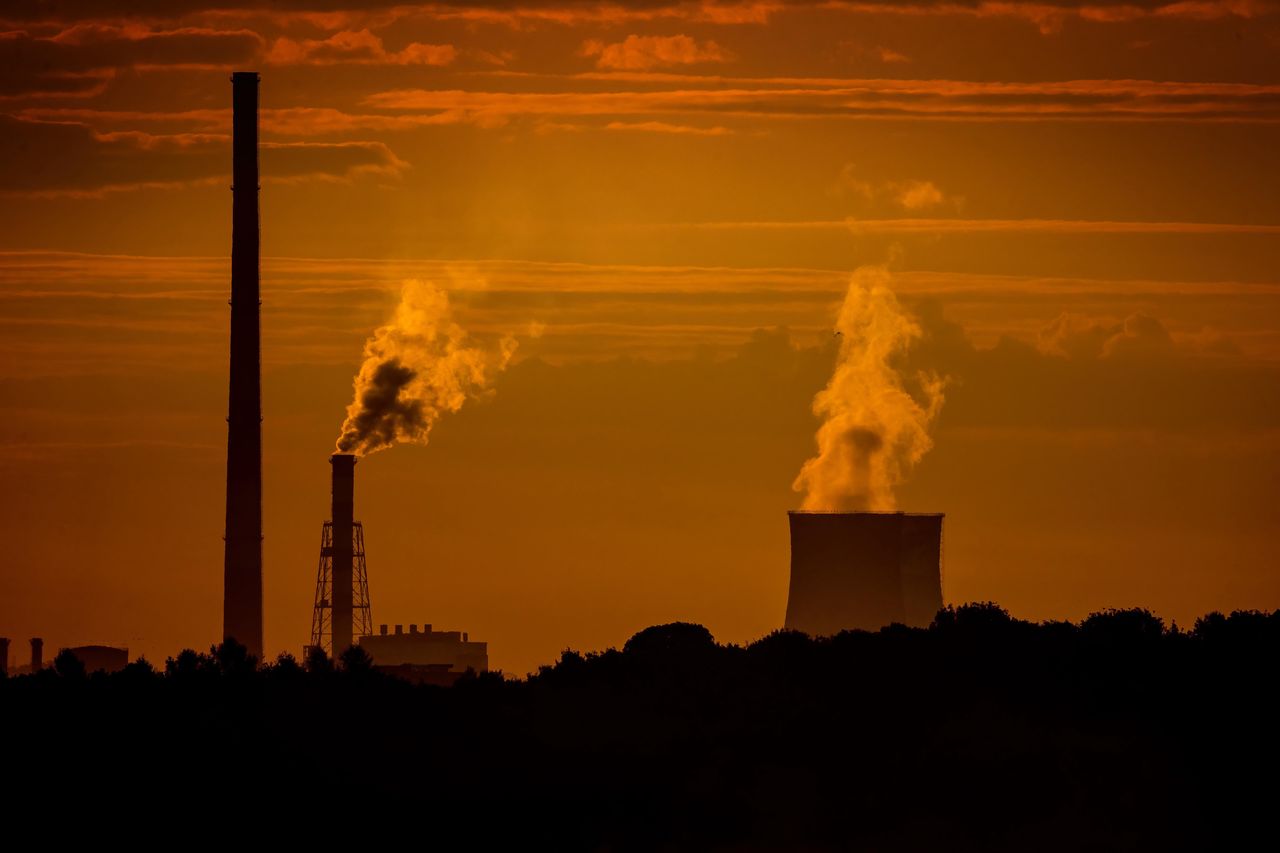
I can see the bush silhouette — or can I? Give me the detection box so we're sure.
[622,621,716,658]
[53,648,85,679]
[339,644,375,673]
[304,645,333,674]
[213,638,258,675]
[1081,607,1166,644]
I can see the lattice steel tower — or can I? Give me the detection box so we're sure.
[308,454,373,657]
[308,520,373,657]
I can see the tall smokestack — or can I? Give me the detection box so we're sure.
[785,512,943,635]
[30,637,43,673]
[330,454,356,657]
[0,637,9,676]
[222,71,264,658]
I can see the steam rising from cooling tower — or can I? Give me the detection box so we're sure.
[793,265,945,512]
[336,279,517,456]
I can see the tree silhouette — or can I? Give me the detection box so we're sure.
[212,638,258,675]
[622,621,716,658]
[339,644,374,673]
[53,648,85,679]
[4,604,1278,848]
[305,645,333,674]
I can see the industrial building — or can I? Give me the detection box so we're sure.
[63,645,129,674]
[785,511,944,635]
[0,639,128,675]
[361,623,488,685]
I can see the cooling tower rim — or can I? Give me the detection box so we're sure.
[788,510,944,517]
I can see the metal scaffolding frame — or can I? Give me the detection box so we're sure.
[308,520,373,657]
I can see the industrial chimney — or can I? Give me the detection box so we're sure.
[330,454,356,656]
[785,512,943,635]
[30,637,43,673]
[222,71,264,658]
[0,637,9,676]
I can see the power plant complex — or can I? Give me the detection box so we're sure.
[5,73,943,679]
[304,453,487,680]
[214,71,944,659]
[216,73,486,675]
[0,638,129,676]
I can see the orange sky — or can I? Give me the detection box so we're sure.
[2,0,1279,673]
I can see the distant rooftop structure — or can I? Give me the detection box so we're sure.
[360,623,487,685]
[64,645,129,674]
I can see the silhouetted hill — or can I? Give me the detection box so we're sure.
[2,605,1276,850]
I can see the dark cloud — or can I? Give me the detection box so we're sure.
[3,0,1268,31]
[1038,312,1178,360]
[0,27,262,99]
[0,0,1248,17]
[901,303,1273,433]
[0,115,405,193]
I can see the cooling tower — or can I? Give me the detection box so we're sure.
[785,511,943,635]
[222,71,264,657]
[330,454,356,656]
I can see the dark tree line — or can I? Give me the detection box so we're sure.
[1,605,1276,850]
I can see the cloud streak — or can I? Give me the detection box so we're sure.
[0,26,261,98]
[0,116,407,195]
[3,1,1272,29]
[363,77,1280,125]
[265,28,456,66]
[648,217,1280,234]
[582,34,730,70]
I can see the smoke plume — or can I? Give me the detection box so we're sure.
[336,279,517,456]
[793,265,944,511]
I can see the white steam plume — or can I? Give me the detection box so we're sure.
[793,265,944,511]
[336,279,517,456]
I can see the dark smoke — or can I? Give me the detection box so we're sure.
[336,359,423,455]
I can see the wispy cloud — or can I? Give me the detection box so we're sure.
[581,34,731,70]
[604,120,733,135]
[265,28,456,66]
[362,77,1280,125]
[0,116,407,196]
[648,217,1280,234]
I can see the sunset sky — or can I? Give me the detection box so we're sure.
[2,0,1278,673]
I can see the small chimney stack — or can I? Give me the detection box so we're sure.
[330,454,356,656]
[0,637,9,676]
[30,637,43,673]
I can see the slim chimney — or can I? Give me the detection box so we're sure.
[330,454,356,656]
[222,71,264,658]
[30,637,43,673]
[0,637,9,676]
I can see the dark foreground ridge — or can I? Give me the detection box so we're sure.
[3,605,1277,850]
